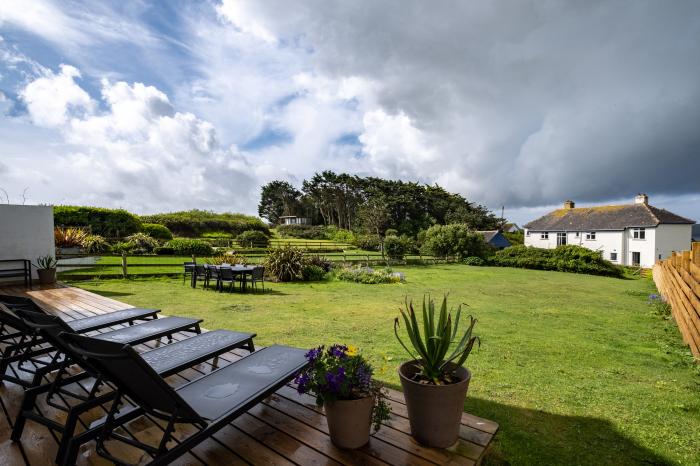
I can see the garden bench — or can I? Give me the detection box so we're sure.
[0,259,32,287]
[60,334,307,466]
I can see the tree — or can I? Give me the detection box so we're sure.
[258,181,301,224]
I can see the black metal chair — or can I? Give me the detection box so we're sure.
[183,262,195,286]
[60,334,308,466]
[218,267,236,292]
[204,264,219,290]
[250,266,265,292]
[193,264,207,288]
[12,309,256,464]
[0,259,32,287]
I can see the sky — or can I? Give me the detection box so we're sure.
[0,0,699,226]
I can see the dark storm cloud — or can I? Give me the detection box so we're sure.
[245,0,700,207]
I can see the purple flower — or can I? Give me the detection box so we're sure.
[329,344,348,358]
[357,364,372,389]
[305,346,323,363]
[294,372,311,394]
[325,367,346,394]
[648,294,659,300]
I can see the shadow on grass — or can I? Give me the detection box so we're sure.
[466,397,672,466]
[84,289,134,298]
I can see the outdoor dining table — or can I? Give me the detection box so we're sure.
[211,265,256,292]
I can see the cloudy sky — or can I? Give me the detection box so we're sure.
[1,0,699,225]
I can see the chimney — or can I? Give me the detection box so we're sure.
[563,200,575,209]
[634,193,648,205]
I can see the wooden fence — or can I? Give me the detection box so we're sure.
[652,242,700,360]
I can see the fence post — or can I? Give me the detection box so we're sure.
[692,242,700,266]
[681,250,691,271]
[121,253,128,278]
[192,254,196,264]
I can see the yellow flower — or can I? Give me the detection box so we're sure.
[346,345,359,356]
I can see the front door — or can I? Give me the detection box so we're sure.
[557,232,567,246]
[631,251,641,266]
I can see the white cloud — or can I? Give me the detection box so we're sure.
[216,0,277,44]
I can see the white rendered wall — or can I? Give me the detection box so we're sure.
[0,205,55,282]
[653,224,692,264]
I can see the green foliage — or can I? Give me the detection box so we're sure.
[206,253,249,266]
[383,235,413,260]
[647,294,671,319]
[258,180,302,224]
[305,255,333,272]
[141,223,173,240]
[54,205,141,237]
[384,228,399,237]
[336,266,401,284]
[421,224,489,259]
[82,235,110,253]
[264,245,307,281]
[277,224,326,239]
[54,227,89,248]
[164,238,214,256]
[503,231,524,245]
[237,230,270,248]
[394,295,479,384]
[201,231,234,238]
[302,264,327,281]
[124,233,160,253]
[463,256,485,266]
[353,234,382,251]
[323,226,356,243]
[35,254,57,269]
[154,246,175,255]
[141,210,269,237]
[491,245,623,277]
[110,242,136,254]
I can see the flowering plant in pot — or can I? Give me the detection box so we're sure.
[295,344,391,449]
[35,254,58,285]
[394,295,479,448]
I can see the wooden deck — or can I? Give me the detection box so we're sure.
[0,283,498,465]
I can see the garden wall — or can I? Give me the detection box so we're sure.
[653,242,700,360]
[0,205,55,282]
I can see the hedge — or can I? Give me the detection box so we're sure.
[141,210,269,237]
[53,206,141,237]
[164,238,214,256]
[490,245,623,277]
[141,223,173,240]
[276,224,327,239]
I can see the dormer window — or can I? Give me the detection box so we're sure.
[632,228,646,240]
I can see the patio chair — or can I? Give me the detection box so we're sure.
[193,264,207,288]
[183,262,195,285]
[218,267,236,292]
[204,264,219,290]
[249,266,265,292]
[60,333,308,466]
[12,309,256,464]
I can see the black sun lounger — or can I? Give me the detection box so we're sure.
[60,334,308,466]
[12,309,257,464]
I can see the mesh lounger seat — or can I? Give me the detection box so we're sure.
[13,309,256,464]
[61,334,308,466]
[0,299,157,387]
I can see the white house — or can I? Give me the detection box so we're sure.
[279,215,310,225]
[523,194,695,268]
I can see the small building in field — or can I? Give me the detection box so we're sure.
[279,216,310,226]
[523,194,695,268]
[478,230,511,249]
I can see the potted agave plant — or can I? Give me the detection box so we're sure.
[394,295,479,448]
[295,344,391,449]
[35,254,58,285]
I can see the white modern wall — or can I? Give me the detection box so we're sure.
[0,205,55,282]
[654,224,692,263]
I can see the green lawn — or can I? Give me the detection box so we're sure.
[70,265,699,465]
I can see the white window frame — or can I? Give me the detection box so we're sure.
[610,252,618,261]
[632,227,646,240]
[585,232,596,240]
[574,232,580,237]
[541,232,549,240]
[526,230,530,237]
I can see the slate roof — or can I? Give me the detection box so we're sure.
[478,230,511,248]
[524,203,695,231]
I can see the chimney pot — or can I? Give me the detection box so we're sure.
[634,194,648,205]
[563,200,575,209]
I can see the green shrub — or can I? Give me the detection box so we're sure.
[165,238,214,256]
[335,266,402,284]
[421,224,489,259]
[54,206,141,237]
[264,245,306,281]
[201,231,234,238]
[125,233,160,253]
[54,227,89,248]
[384,228,399,237]
[324,226,356,243]
[82,235,110,253]
[141,210,269,237]
[384,235,411,260]
[305,255,333,272]
[463,256,485,266]
[277,224,326,239]
[302,264,327,281]
[141,223,173,240]
[353,234,382,251]
[206,253,249,266]
[111,242,135,254]
[154,246,175,255]
[237,230,270,248]
[491,245,623,277]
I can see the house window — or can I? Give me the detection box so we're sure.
[610,252,618,261]
[632,228,646,240]
[541,232,549,240]
[585,232,596,240]
[526,230,530,237]
[556,232,567,246]
[575,232,580,237]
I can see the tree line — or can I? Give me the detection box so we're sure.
[258,171,499,236]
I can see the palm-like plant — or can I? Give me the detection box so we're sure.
[394,295,479,385]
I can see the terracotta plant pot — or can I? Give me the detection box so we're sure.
[324,396,374,449]
[37,268,57,285]
[399,360,471,448]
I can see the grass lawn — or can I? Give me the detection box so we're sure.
[70,265,699,465]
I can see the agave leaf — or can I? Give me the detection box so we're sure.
[394,317,419,361]
[443,315,477,364]
[436,295,447,346]
[436,314,452,362]
[451,304,462,341]
[408,304,431,365]
[421,296,431,354]
[403,310,430,364]
[453,336,480,368]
